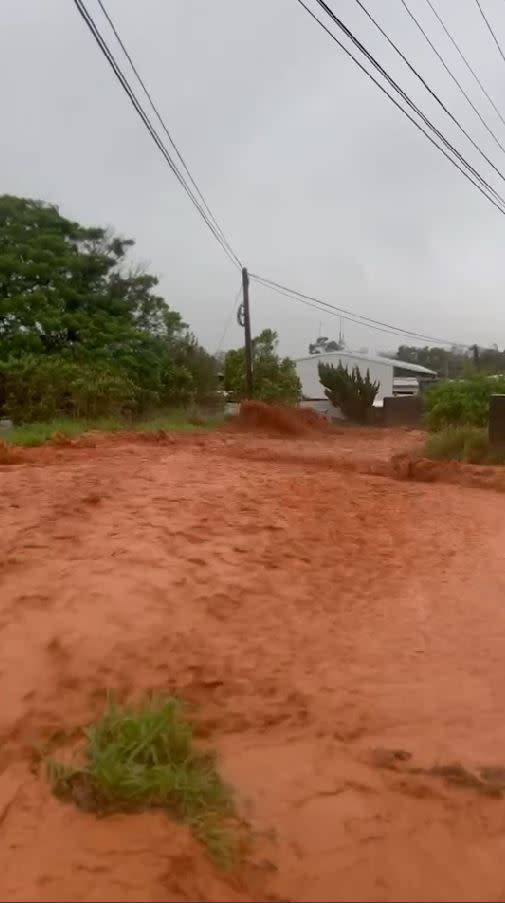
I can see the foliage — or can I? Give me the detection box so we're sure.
[391,345,465,378]
[318,360,379,422]
[424,375,505,431]
[0,356,135,422]
[47,695,233,861]
[0,196,218,421]
[391,344,505,379]
[424,426,505,465]
[224,328,301,403]
[308,335,344,355]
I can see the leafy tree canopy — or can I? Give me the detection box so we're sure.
[0,195,185,357]
[0,195,218,420]
[224,328,300,404]
[308,335,344,355]
[389,344,505,379]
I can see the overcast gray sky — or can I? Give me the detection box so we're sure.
[2,0,505,356]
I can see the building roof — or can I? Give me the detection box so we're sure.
[294,350,437,376]
[377,354,437,375]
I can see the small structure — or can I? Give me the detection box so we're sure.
[295,351,436,419]
[489,394,505,447]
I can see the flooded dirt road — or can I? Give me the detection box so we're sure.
[2,428,505,901]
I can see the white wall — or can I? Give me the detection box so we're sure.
[295,352,394,402]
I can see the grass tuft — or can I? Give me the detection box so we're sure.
[47,695,233,862]
[424,426,505,465]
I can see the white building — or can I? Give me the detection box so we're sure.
[295,351,436,416]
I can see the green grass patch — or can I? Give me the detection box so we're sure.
[424,426,505,465]
[46,696,234,863]
[2,417,121,447]
[3,410,222,447]
[131,410,222,434]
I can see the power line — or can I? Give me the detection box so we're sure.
[96,0,232,253]
[72,0,501,351]
[398,0,505,158]
[474,0,505,65]
[250,273,464,345]
[351,0,505,187]
[295,0,505,215]
[254,277,415,339]
[311,0,505,203]
[72,0,242,270]
[422,0,505,130]
[253,276,442,342]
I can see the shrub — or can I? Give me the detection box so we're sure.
[425,426,485,461]
[424,426,505,464]
[424,375,505,431]
[318,361,379,422]
[0,356,136,422]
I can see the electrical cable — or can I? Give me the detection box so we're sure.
[398,0,505,158]
[96,0,234,254]
[422,0,505,130]
[250,273,466,346]
[295,0,505,216]
[351,0,505,186]
[310,0,505,203]
[254,278,433,341]
[73,0,500,349]
[72,0,242,270]
[256,278,463,344]
[474,0,505,65]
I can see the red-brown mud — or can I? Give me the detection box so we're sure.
[228,400,337,436]
[2,426,505,901]
[388,451,505,491]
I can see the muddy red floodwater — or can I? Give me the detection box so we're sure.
[2,426,505,901]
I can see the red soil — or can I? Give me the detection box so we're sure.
[2,426,505,901]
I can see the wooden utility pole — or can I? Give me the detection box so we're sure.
[241,266,254,396]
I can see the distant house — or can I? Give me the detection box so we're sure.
[295,350,436,416]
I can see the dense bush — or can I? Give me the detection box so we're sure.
[424,375,505,431]
[0,356,136,422]
[318,361,379,422]
[424,426,505,465]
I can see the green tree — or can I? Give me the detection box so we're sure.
[0,195,215,420]
[318,360,379,422]
[390,344,505,379]
[0,196,189,353]
[308,335,344,355]
[224,329,300,403]
[388,346,449,378]
[391,345,458,378]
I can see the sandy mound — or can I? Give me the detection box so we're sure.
[230,400,336,437]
